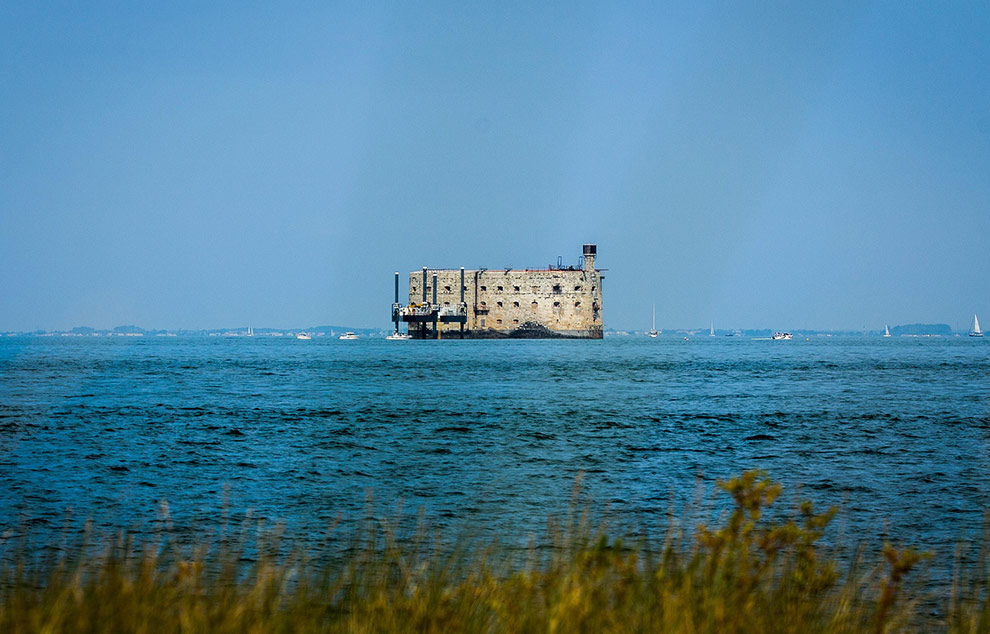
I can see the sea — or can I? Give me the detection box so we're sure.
[1,335,988,565]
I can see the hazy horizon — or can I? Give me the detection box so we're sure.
[2,319,977,335]
[3,4,988,333]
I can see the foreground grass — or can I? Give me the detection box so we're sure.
[2,472,989,633]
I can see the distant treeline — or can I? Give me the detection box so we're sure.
[2,325,385,337]
[889,323,953,336]
[3,323,964,337]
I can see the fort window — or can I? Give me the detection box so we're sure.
[553,301,560,307]
[412,286,417,293]
[574,285,581,291]
[462,286,467,291]
[480,285,487,291]
[574,301,581,307]
[481,301,487,307]
[530,301,538,310]
[513,319,519,324]
[444,285,451,292]
[497,301,503,308]
[497,285,503,291]
[444,301,450,306]
[512,301,519,308]
[496,319,503,325]
[552,284,561,293]
[513,286,520,292]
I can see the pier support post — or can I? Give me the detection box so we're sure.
[432,273,439,339]
[421,267,428,339]
[393,271,399,334]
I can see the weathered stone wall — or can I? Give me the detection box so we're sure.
[407,266,603,338]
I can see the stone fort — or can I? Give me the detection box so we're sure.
[391,244,603,339]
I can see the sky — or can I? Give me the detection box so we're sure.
[1,2,988,332]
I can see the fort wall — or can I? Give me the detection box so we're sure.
[404,246,603,339]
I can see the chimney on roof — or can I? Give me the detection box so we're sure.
[582,244,597,271]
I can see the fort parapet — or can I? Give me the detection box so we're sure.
[390,245,604,339]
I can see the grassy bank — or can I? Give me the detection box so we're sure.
[2,471,988,633]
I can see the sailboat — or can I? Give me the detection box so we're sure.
[709,323,715,337]
[883,325,891,338]
[970,314,983,337]
[648,304,659,338]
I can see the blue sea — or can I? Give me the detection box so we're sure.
[1,335,988,560]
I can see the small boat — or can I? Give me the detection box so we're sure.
[709,323,715,337]
[338,332,359,340]
[648,304,659,338]
[771,332,793,340]
[386,331,411,341]
[970,314,983,337]
[296,332,311,340]
[883,325,891,338]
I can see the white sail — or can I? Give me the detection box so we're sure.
[648,304,658,337]
[971,314,983,337]
[883,325,891,337]
[710,323,715,337]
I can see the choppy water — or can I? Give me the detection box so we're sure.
[1,336,988,557]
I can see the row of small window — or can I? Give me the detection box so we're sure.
[414,284,587,294]
[413,286,464,294]
[479,284,581,293]
[480,301,580,308]
[480,318,522,327]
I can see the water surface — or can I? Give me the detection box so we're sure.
[1,335,988,557]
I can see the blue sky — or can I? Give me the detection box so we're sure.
[1,2,988,331]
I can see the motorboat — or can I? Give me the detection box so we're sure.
[386,331,411,341]
[771,332,793,340]
[338,332,359,340]
[295,332,311,340]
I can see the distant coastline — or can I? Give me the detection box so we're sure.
[0,323,966,338]
[608,323,960,338]
[0,325,385,338]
